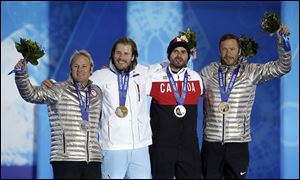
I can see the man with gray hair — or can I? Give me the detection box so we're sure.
[14,49,103,179]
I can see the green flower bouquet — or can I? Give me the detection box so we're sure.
[178,27,197,49]
[239,35,259,59]
[260,12,280,36]
[8,38,45,75]
[15,38,45,65]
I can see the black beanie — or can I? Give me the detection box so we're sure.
[167,37,191,60]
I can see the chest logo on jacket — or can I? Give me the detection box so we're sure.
[91,89,97,97]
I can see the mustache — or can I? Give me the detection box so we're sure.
[174,57,184,61]
[116,59,128,63]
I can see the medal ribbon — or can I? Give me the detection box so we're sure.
[117,70,130,107]
[8,65,24,75]
[74,82,91,122]
[166,67,188,105]
[8,58,27,75]
[280,33,291,52]
[218,65,240,102]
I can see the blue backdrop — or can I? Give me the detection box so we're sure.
[1,1,298,179]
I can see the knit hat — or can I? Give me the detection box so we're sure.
[167,37,191,60]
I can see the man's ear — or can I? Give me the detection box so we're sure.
[90,66,93,75]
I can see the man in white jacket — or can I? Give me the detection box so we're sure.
[91,37,162,179]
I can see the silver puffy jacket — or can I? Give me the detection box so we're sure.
[15,71,103,162]
[200,45,291,143]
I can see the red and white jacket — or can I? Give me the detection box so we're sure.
[148,66,203,149]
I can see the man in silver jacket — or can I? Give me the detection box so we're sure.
[200,24,291,179]
[14,50,103,179]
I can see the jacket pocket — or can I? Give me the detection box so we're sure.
[135,83,140,102]
[133,79,147,103]
[137,115,151,141]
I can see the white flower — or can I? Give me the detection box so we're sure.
[179,35,188,42]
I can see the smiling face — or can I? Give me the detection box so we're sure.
[71,55,92,85]
[220,39,241,66]
[112,43,134,71]
[169,46,189,72]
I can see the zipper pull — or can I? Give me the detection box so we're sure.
[136,84,140,101]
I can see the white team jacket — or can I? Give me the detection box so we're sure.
[91,62,161,150]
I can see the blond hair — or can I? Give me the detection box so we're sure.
[69,49,94,74]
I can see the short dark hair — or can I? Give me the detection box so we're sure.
[219,33,241,49]
[110,37,138,69]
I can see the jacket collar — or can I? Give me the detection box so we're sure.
[67,75,93,90]
[219,57,243,71]
[109,61,137,76]
[109,61,118,73]
[167,65,188,76]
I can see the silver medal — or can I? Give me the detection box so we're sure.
[174,105,186,118]
[81,121,90,131]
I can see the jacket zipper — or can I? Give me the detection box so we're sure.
[129,79,135,149]
[108,121,110,140]
[86,131,89,163]
[136,83,140,102]
[62,132,66,153]
[243,115,246,135]
[222,69,228,145]
[222,116,225,145]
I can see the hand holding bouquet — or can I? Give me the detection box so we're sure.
[260,12,291,51]
[260,12,280,36]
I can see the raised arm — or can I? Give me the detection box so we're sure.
[249,24,292,84]
[15,59,61,104]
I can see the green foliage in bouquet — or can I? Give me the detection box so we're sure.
[178,27,197,49]
[261,12,280,36]
[15,38,45,65]
[239,35,259,58]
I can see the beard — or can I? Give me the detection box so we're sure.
[170,57,188,72]
[174,57,187,67]
[172,62,187,69]
[113,59,131,71]
[221,56,239,66]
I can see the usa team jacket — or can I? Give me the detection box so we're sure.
[148,66,203,149]
[200,45,291,143]
[15,73,102,162]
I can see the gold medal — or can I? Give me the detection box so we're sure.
[174,105,186,118]
[218,102,231,114]
[115,106,128,118]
